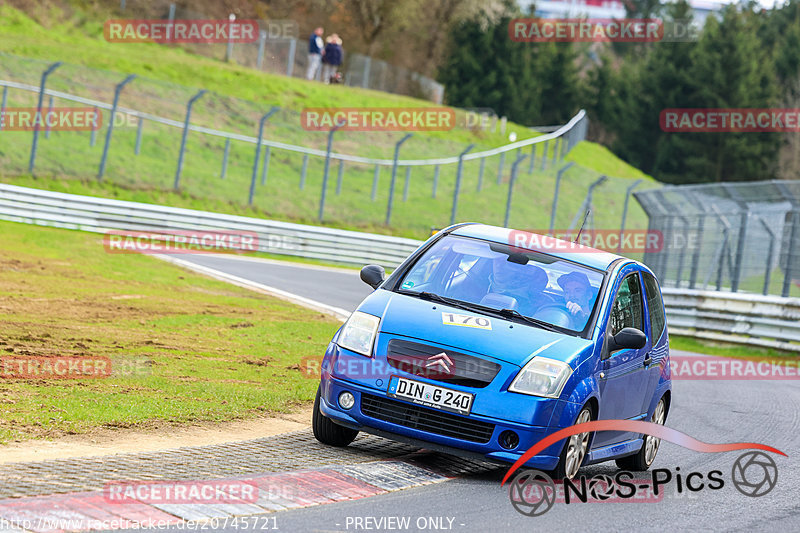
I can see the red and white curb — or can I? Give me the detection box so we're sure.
[0,459,451,532]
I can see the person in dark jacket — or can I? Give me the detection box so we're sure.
[321,34,343,84]
[306,27,324,80]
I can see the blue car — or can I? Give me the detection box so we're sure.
[313,223,672,479]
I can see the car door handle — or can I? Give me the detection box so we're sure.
[643,353,652,367]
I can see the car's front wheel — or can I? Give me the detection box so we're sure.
[552,406,593,480]
[615,396,667,471]
[312,387,359,447]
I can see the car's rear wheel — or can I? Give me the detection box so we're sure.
[312,387,359,447]
[552,406,593,480]
[615,397,667,471]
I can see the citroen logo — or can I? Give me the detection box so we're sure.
[425,352,454,373]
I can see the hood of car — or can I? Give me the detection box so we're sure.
[357,289,594,368]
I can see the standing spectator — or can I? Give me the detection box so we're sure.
[306,27,324,80]
[322,34,344,84]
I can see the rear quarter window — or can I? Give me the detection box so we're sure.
[643,272,666,343]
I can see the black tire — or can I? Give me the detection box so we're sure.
[550,405,593,480]
[312,387,359,447]
[615,397,667,471]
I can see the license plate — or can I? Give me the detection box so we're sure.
[387,376,474,415]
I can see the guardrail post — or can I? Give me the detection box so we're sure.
[402,167,411,201]
[28,61,62,173]
[362,57,371,88]
[220,138,230,179]
[134,116,144,155]
[249,106,279,204]
[300,154,309,189]
[783,210,799,297]
[476,158,485,191]
[496,152,505,185]
[450,144,475,225]
[90,106,98,147]
[618,179,643,253]
[260,146,271,185]
[256,30,266,69]
[97,73,136,181]
[319,120,345,222]
[504,152,528,227]
[433,165,440,198]
[385,133,413,226]
[549,162,574,234]
[0,86,7,133]
[173,89,207,190]
[44,96,53,139]
[528,144,536,174]
[371,164,380,201]
[287,38,297,77]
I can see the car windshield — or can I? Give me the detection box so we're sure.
[398,235,604,333]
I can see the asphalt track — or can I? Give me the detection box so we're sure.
[145,255,800,531]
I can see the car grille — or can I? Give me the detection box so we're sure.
[385,339,501,388]
[361,393,495,444]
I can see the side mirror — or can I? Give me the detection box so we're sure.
[606,327,647,355]
[360,264,385,290]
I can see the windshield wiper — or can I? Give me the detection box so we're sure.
[496,308,563,333]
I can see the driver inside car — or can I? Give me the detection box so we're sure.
[485,255,549,316]
[557,271,593,329]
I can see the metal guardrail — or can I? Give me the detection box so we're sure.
[1,182,797,352]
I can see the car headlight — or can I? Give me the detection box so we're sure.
[337,311,380,357]
[509,357,573,398]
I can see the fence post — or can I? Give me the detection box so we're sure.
[173,89,207,190]
[44,96,53,139]
[783,210,799,297]
[541,140,549,171]
[476,158,485,191]
[549,162,574,234]
[287,38,297,77]
[256,30,267,69]
[402,166,411,201]
[90,106,98,147]
[134,116,144,155]
[504,152,528,227]
[433,165,441,198]
[28,61,62,173]
[0,86,7,133]
[220,138,230,179]
[568,175,607,231]
[618,179,643,253]
[225,14,236,62]
[261,146,271,185]
[362,57,371,89]
[528,144,536,174]
[249,107,280,205]
[688,214,705,289]
[551,137,559,167]
[336,160,344,195]
[731,210,750,293]
[385,133,413,226]
[319,121,345,222]
[450,144,475,225]
[496,152,505,185]
[300,154,309,189]
[98,73,136,181]
[371,164,380,201]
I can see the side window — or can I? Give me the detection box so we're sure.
[643,272,666,343]
[609,273,644,336]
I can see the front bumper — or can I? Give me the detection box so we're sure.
[319,373,563,470]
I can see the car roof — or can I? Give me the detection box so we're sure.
[450,223,631,272]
